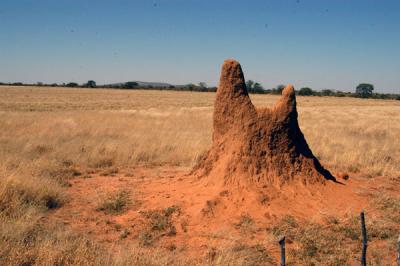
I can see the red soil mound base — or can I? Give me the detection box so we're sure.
[193,59,335,187]
[50,167,398,263]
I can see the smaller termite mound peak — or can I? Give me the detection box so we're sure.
[193,59,336,187]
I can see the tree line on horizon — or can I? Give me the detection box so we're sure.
[0,80,399,100]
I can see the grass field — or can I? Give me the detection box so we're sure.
[1,86,399,265]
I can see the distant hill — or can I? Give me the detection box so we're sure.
[106,81,174,88]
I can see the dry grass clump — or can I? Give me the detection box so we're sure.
[0,216,180,266]
[0,175,65,217]
[0,223,104,266]
[138,205,180,246]
[373,194,400,223]
[270,215,349,265]
[235,214,256,235]
[38,161,82,186]
[236,214,255,228]
[0,177,101,265]
[206,244,274,266]
[96,190,132,214]
[269,214,398,265]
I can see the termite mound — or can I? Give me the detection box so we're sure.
[193,59,336,187]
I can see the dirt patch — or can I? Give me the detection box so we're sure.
[49,168,399,264]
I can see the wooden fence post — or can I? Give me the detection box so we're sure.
[279,236,286,266]
[360,211,367,266]
[397,235,400,266]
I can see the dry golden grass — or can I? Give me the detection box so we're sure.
[1,86,399,176]
[1,85,399,265]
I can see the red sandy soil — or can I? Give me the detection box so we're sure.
[48,166,400,263]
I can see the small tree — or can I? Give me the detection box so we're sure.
[272,85,286,94]
[198,82,208,89]
[86,80,96,88]
[321,89,334,96]
[298,87,314,96]
[246,80,255,91]
[246,80,264,93]
[356,83,374,98]
[253,82,262,90]
[186,83,196,91]
[336,90,346,97]
[66,82,79,87]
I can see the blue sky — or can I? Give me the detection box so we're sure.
[0,0,399,93]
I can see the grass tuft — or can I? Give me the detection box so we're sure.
[96,190,131,214]
[138,205,180,246]
[0,176,65,217]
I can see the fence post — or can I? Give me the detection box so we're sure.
[360,211,367,266]
[279,236,286,266]
[397,235,400,266]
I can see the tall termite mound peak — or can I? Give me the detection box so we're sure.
[194,59,335,187]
